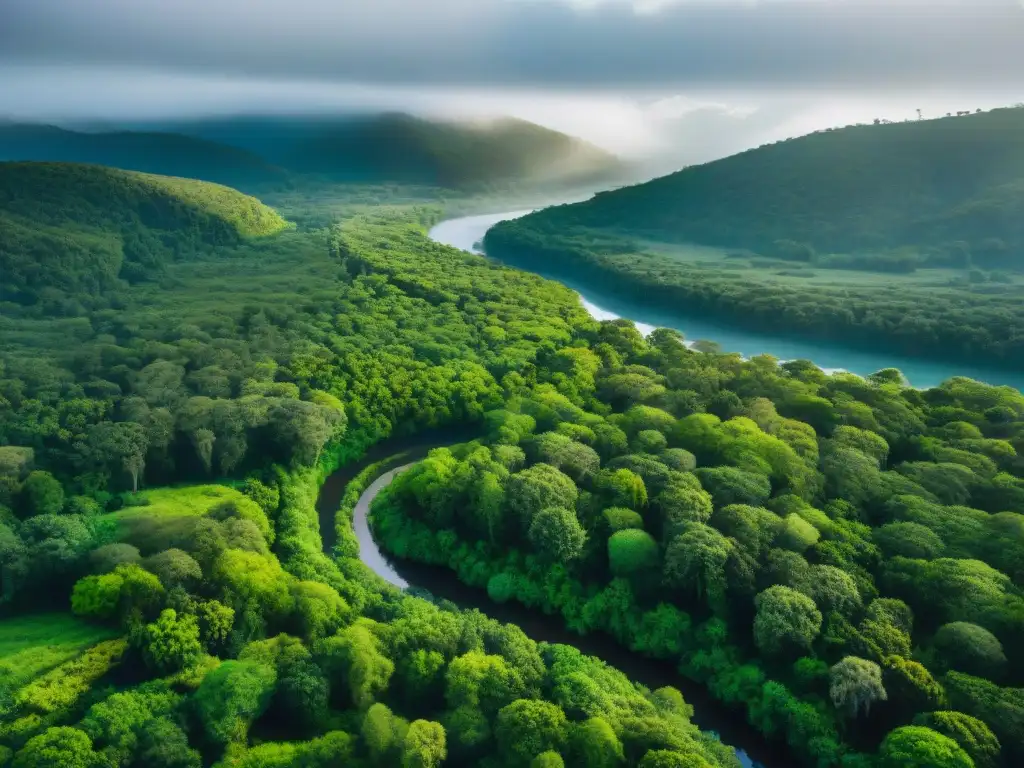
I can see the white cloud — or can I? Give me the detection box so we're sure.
[3,63,1016,172]
[2,0,1022,89]
[647,94,757,120]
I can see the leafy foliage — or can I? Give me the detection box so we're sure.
[4,153,1024,768]
[0,162,287,304]
[369,301,1024,766]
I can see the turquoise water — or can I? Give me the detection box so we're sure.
[430,211,1024,392]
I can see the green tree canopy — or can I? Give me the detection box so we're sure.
[828,656,887,718]
[13,727,97,768]
[20,471,64,517]
[401,720,447,768]
[932,622,1007,679]
[753,585,822,656]
[528,507,587,564]
[914,711,1001,768]
[495,699,568,766]
[194,660,277,745]
[878,725,974,768]
[608,529,660,578]
[137,608,202,674]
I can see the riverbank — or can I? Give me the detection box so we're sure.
[316,439,786,768]
[316,426,479,554]
[430,210,1024,391]
[302,210,1019,768]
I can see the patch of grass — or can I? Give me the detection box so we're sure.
[111,483,247,554]
[110,483,245,520]
[0,614,118,691]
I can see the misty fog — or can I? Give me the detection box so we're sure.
[1,0,1022,170]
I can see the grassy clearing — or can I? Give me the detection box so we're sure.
[110,483,246,521]
[0,614,117,691]
[112,483,246,554]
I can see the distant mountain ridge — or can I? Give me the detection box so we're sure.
[159,112,624,188]
[3,112,624,191]
[490,106,1024,264]
[0,123,289,189]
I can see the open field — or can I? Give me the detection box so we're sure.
[112,483,248,553]
[0,614,117,691]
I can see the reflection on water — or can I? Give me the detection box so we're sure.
[351,466,412,588]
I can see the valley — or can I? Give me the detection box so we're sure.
[1,106,1023,768]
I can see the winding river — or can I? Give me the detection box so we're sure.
[317,209,1024,768]
[429,210,1024,391]
[316,440,778,768]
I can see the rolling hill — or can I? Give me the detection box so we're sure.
[2,113,624,191]
[0,162,288,302]
[483,107,1024,368]
[489,106,1024,266]
[0,123,290,189]
[148,112,625,189]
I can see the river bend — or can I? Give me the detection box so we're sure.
[429,210,1024,391]
[318,447,775,768]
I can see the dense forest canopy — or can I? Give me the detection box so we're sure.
[373,324,1024,767]
[0,162,288,304]
[0,128,1022,768]
[485,108,1024,369]
[0,163,287,240]
[0,163,746,768]
[0,174,590,494]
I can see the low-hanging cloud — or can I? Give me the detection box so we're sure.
[1,0,1023,90]
[1,0,1021,167]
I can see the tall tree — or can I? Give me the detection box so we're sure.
[753,585,822,656]
[829,656,887,718]
[88,422,148,492]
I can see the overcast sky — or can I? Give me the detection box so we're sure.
[1,0,1022,163]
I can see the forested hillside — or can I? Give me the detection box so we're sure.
[152,112,624,189]
[485,108,1024,369]
[0,162,288,302]
[0,123,290,188]
[497,106,1024,259]
[0,187,744,767]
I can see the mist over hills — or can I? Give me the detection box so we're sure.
[157,112,625,188]
[1,112,625,191]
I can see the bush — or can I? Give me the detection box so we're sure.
[932,623,1007,679]
[608,530,660,577]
